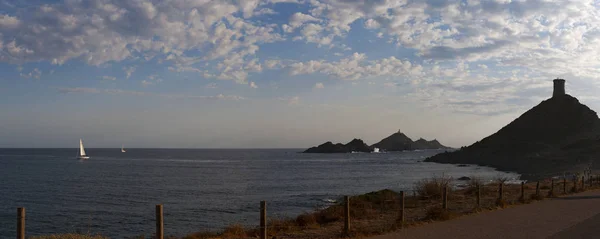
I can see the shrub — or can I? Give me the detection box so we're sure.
[268,218,297,234]
[414,175,453,199]
[296,213,318,228]
[315,205,343,224]
[496,199,508,208]
[464,177,483,195]
[221,224,247,239]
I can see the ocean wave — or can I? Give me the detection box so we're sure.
[322,198,337,203]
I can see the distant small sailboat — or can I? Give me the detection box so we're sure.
[373,147,380,153]
[121,144,126,153]
[78,139,90,160]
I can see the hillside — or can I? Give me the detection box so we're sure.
[425,91,600,180]
[372,132,450,151]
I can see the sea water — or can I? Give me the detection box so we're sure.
[0,148,519,238]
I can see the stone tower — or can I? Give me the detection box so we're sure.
[553,78,565,97]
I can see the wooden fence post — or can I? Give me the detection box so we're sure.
[589,176,592,187]
[520,182,525,202]
[155,204,163,239]
[399,191,405,228]
[442,186,448,210]
[17,207,25,239]
[496,183,504,206]
[260,201,267,239]
[536,181,540,197]
[549,179,554,197]
[476,185,481,208]
[344,196,350,236]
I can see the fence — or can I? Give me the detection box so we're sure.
[13,175,600,239]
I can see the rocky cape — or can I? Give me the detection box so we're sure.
[425,94,600,180]
[303,132,451,153]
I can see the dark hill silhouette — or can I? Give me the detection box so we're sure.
[303,131,450,153]
[372,131,450,151]
[426,80,600,180]
[304,138,371,153]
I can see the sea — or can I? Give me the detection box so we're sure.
[0,148,520,238]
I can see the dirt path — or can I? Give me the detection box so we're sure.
[369,189,600,239]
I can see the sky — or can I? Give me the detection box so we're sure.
[1,0,600,148]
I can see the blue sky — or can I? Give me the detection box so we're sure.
[1,0,600,148]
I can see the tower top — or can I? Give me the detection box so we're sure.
[553,78,565,97]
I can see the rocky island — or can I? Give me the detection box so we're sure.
[303,131,451,153]
[425,79,600,180]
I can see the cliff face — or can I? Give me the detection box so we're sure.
[425,94,600,179]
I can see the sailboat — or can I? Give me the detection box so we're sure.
[121,144,126,153]
[78,139,90,160]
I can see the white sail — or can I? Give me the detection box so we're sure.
[121,144,126,153]
[79,139,87,156]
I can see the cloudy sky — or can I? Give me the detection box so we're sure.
[1,0,600,148]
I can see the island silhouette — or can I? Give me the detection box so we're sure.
[303,131,451,153]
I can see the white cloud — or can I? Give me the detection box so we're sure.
[56,87,245,100]
[255,8,277,16]
[141,80,154,87]
[0,0,282,85]
[205,83,218,89]
[141,74,162,87]
[288,52,421,80]
[289,12,321,28]
[123,66,136,79]
[264,59,281,69]
[0,14,20,29]
[101,76,116,81]
[314,82,324,89]
[250,81,258,88]
[20,68,41,79]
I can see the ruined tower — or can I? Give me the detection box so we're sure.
[553,78,565,98]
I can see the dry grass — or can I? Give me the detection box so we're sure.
[30,234,109,239]
[425,207,454,221]
[414,175,453,199]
